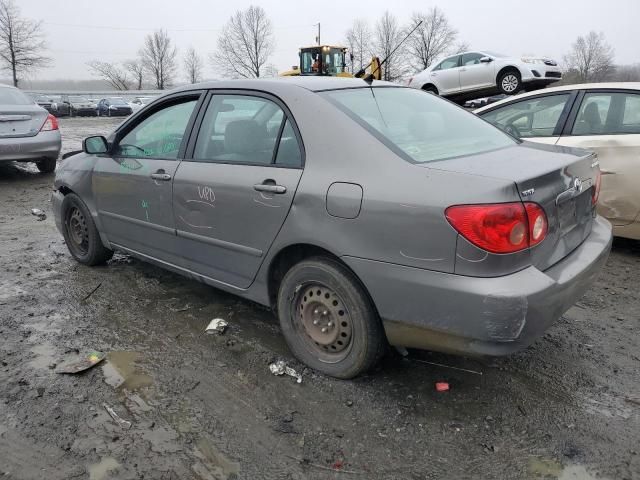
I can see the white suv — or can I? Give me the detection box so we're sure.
[408,51,562,99]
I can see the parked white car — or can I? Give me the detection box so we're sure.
[475,82,640,240]
[408,51,562,99]
[128,96,154,113]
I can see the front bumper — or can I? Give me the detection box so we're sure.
[343,215,612,356]
[0,130,61,162]
[520,64,562,83]
[73,107,97,116]
[51,189,64,236]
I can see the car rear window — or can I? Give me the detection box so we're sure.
[0,87,34,105]
[322,87,515,163]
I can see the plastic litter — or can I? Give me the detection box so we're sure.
[435,381,450,392]
[103,403,132,430]
[31,208,46,221]
[205,318,228,335]
[55,351,106,374]
[269,360,302,383]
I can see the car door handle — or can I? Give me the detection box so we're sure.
[254,182,286,194]
[151,172,172,181]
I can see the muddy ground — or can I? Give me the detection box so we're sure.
[0,117,639,480]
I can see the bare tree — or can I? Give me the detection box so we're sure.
[140,29,177,89]
[262,63,279,78]
[564,31,615,82]
[374,11,408,82]
[0,0,50,87]
[345,19,372,73]
[87,61,130,90]
[183,47,203,84]
[124,59,144,90]
[406,8,459,71]
[212,5,274,79]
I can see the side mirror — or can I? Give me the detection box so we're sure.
[83,136,109,154]
[480,56,493,63]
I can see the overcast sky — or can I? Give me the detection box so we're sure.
[17,0,640,82]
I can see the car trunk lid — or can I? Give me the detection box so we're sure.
[0,106,47,138]
[426,142,599,271]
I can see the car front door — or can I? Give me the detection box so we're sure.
[459,52,495,92]
[92,92,202,261]
[431,55,461,95]
[479,91,576,145]
[172,92,304,289]
[558,90,640,227]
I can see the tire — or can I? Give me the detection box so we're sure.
[498,70,521,95]
[422,84,438,95]
[277,257,386,379]
[61,193,113,266]
[36,157,57,173]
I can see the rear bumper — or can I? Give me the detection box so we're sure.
[343,215,612,356]
[0,130,61,162]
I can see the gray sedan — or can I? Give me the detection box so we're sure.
[0,84,61,172]
[51,78,612,378]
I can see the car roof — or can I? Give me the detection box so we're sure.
[476,82,640,112]
[171,76,397,94]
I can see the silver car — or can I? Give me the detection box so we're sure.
[51,78,611,378]
[408,51,562,99]
[0,84,61,172]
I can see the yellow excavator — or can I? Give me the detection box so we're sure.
[279,45,382,80]
[279,21,421,82]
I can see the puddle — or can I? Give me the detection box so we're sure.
[29,343,58,370]
[88,457,120,480]
[102,352,152,390]
[193,437,240,479]
[24,313,67,335]
[529,458,609,479]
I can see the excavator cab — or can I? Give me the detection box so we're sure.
[299,46,349,77]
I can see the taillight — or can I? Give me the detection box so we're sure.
[445,202,548,254]
[592,170,601,205]
[40,114,59,132]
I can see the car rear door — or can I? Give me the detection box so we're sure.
[557,89,640,227]
[431,55,461,95]
[478,91,577,145]
[92,91,203,261]
[172,91,304,289]
[459,53,494,91]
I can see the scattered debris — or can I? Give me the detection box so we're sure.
[345,400,354,407]
[205,318,228,335]
[31,208,46,220]
[413,358,483,376]
[435,381,450,392]
[625,396,640,406]
[517,405,527,416]
[103,403,132,430]
[269,360,302,383]
[56,351,106,374]
[395,346,409,357]
[81,282,102,302]
[284,454,364,475]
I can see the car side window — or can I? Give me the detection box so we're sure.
[622,94,640,133]
[436,56,459,70]
[481,94,572,138]
[572,93,613,135]
[114,99,197,159]
[194,94,302,167]
[462,53,484,66]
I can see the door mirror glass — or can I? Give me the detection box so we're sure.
[83,136,109,154]
[480,56,492,63]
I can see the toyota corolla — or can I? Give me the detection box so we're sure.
[51,78,612,378]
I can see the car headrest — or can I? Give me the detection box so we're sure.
[583,102,602,127]
[224,120,267,154]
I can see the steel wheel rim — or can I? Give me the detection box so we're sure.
[66,206,89,255]
[293,283,353,363]
[502,74,518,92]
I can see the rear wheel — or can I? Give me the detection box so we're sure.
[498,70,521,94]
[277,257,386,379]
[61,193,113,265]
[36,158,57,173]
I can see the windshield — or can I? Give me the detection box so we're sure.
[109,98,128,105]
[0,87,34,105]
[301,47,346,75]
[322,87,515,163]
[69,96,89,102]
[483,51,508,58]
